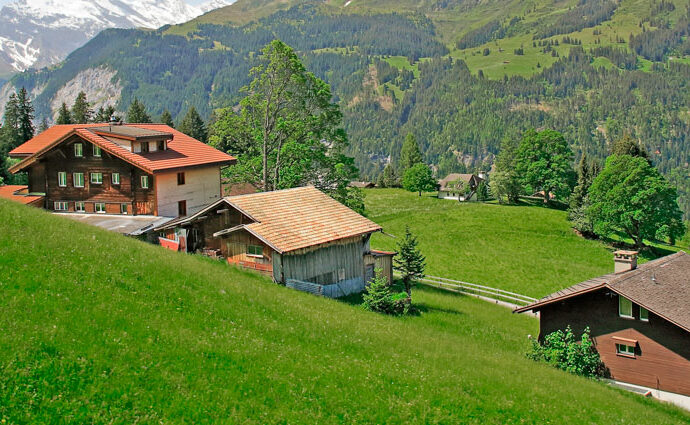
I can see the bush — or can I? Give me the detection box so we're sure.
[527,326,605,378]
[363,270,413,315]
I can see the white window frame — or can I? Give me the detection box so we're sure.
[616,343,635,357]
[90,172,103,185]
[57,171,67,187]
[73,172,84,188]
[54,201,68,211]
[640,306,649,322]
[93,145,101,157]
[247,245,263,258]
[112,173,120,185]
[140,175,149,189]
[74,143,83,157]
[75,201,85,212]
[95,202,106,214]
[618,296,633,319]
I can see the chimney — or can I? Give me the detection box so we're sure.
[614,250,638,274]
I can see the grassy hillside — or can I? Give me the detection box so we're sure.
[1,200,689,423]
[366,189,685,298]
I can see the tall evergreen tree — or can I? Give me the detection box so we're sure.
[126,98,151,123]
[94,105,117,123]
[379,163,398,188]
[56,102,73,125]
[178,106,207,142]
[71,91,92,124]
[160,109,175,128]
[1,93,20,150]
[399,133,423,174]
[394,226,426,298]
[612,133,649,161]
[38,118,49,133]
[16,87,34,144]
[490,137,521,204]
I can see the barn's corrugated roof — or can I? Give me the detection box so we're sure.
[156,186,382,254]
[515,252,690,332]
[9,124,235,174]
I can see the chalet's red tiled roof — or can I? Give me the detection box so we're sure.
[515,252,690,332]
[9,124,235,174]
[0,185,43,205]
[157,186,382,253]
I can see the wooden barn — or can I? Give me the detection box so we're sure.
[155,186,389,297]
[515,251,690,397]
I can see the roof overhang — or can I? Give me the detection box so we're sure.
[213,224,283,254]
[513,283,607,314]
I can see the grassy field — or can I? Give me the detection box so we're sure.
[366,189,685,298]
[1,199,689,423]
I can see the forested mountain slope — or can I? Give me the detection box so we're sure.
[3,0,690,214]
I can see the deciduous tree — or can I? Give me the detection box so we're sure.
[491,137,521,203]
[516,129,575,202]
[587,154,685,248]
[402,163,436,196]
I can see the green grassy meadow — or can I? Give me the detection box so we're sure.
[365,189,687,298]
[1,199,689,423]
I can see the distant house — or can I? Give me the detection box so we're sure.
[516,251,690,397]
[7,123,235,218]
[437,173,484,201]
[349,181,376,189]
[155,186,388,297]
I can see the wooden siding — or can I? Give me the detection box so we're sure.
[279,236,368,285]
[222,230,273,275]
[32,134,155,215]
[540,289,690,396]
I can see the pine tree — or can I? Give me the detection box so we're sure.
[56,102,73,125]
[611,133,649,160]
[178,106,207,142]
[38,118,49,133]
[16,87,34,144]
[380,163,398,187]
[399,132,423,174]
[126,98,151,123]
[71,91,92,124]
[94,105,117,123]
[394,226,426,298]
[1,93,20,150]
[160,109,175,128]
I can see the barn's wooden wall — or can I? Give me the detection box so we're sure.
[279,236,368,285]
[540,289,690,396]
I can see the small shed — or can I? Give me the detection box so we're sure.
[155,186,384,298]
[364,250,396,285]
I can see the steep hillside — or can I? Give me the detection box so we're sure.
[3,0,690,215]
[1,199,689,422]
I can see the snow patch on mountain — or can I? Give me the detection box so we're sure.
[0,0,235,74]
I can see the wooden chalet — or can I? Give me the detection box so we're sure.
[437,173,483,201]
[155,186,393,297]
[8,123,235,217]
[515,251,690,397]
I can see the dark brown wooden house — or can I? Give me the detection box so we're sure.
[155,186,386,297]
[515,251,690,397]
[8,123,235,217]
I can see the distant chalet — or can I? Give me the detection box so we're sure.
[8,123,235,217]
[516,251,690,397]
[155,186,392,297]
[437,173,484,201]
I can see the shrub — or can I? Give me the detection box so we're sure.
[363,270,413,315]
[527,326,605,378]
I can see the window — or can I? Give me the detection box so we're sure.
[54,201,68,211]
[73,172,84,188]
[178,200,187,216]
[95,203,106,214]
[141,142,150,153]
[247,245,263,257]
[74,143,83,157]
[140,175,149,189]
[57,171,67,187]
[158,140,166,151]
[177,172,185,185]
[75,201,85,212]
[616,343,635,357]
[619,296,633,319]
[640,307,649,322]
[112,173,120,185]
[90,172,103,184]
[93,145,101,157]
[120,204,128,215]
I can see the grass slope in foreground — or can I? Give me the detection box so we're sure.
[1,200,688,423]
[367,189,645,298]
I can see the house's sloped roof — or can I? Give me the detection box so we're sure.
[9,124,235,174]
[515,252,690,332]
[156,186,382,254]
[0,185,43,205]
[228,186,382,253]
[438,173,482,190]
